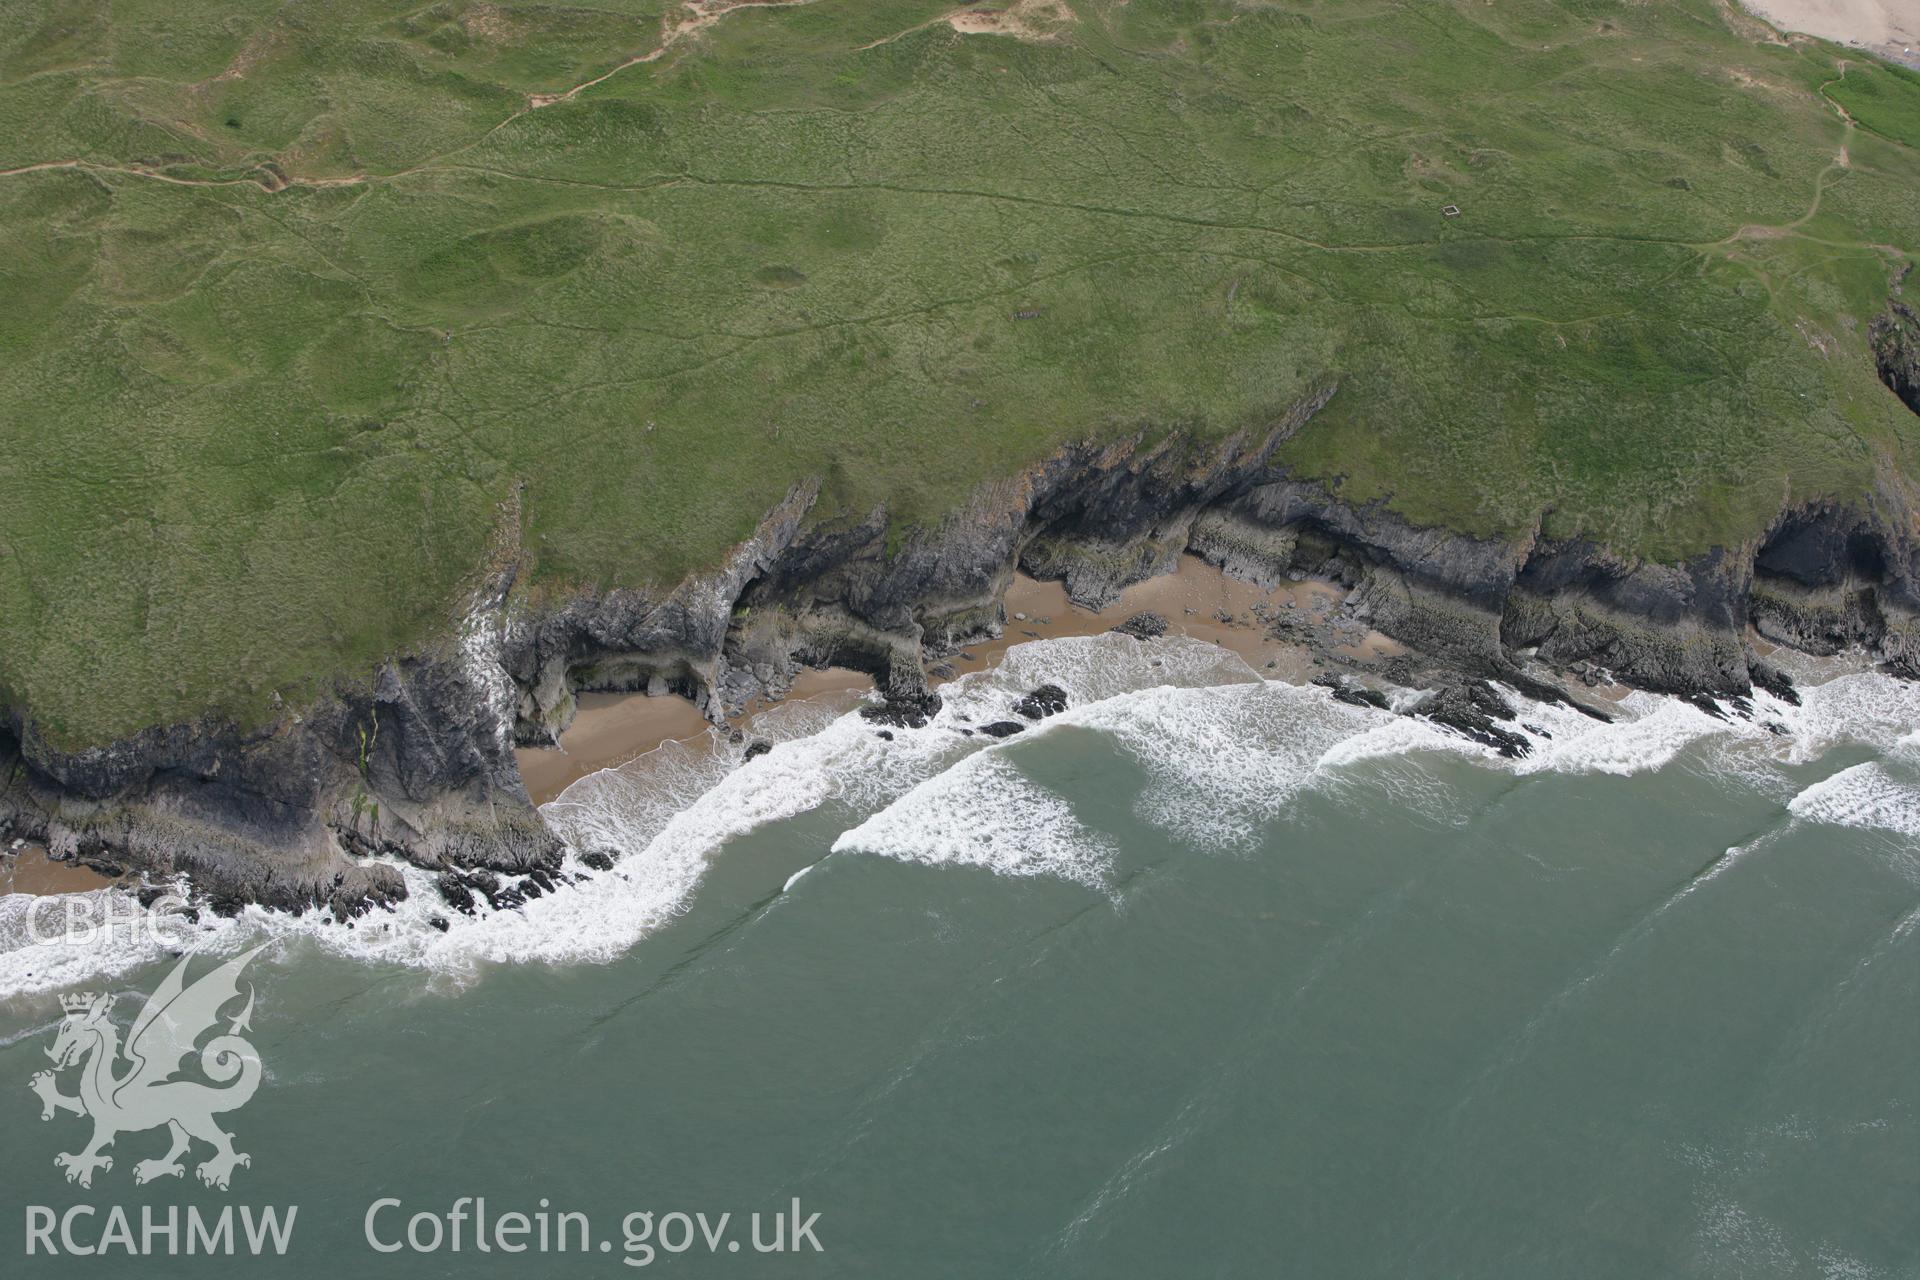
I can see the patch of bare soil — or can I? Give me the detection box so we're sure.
[529,0,818,109]
[945,0,1077,42]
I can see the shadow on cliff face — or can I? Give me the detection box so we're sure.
[1749,502,1920,676]
[10,367,1920,914]
[1870,277,1920,418]
[1730,271,1920,676]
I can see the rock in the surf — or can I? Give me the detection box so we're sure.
[1012,684,1069,720]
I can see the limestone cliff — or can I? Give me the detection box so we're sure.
[4,379,1918,913]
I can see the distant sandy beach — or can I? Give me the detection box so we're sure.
[1742,0,1918,65]
[515,557,1406,805]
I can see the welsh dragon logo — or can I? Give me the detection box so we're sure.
[30,945,268,1190]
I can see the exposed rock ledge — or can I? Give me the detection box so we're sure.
[4,379,1917,914]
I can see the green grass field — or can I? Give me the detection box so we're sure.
[2,0,1917,746]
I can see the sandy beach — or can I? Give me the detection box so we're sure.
[1741,0,1918,64]
[516,557,1408,805]
[517,690,717,805]
[951,566,1392,679]
[0,843,120,896]
[519,671,884,805]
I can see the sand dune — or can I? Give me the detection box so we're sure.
[1742,0,1918,64]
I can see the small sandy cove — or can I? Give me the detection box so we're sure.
[0,843,119,897]
[516,557,1404,805]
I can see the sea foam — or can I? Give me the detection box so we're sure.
[1787,762,1920,840]
[833,753,1118,888]
[3,635,1915,995]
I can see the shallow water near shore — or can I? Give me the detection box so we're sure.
[1,634,1916,1276]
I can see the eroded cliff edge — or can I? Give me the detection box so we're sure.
[5,377,1919,915]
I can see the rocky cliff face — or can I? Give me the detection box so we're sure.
[1871,270,1920,419]
[5,379,1918,913]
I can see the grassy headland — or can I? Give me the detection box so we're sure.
[1,0,1917,745]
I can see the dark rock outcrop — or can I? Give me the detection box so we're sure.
[1012,684,1069,720]
[6,364,1919,912]
[1747,656,1801,706]
[1747,498,1920,677]
[1415,682,1532,759]
[859,692,943,730]
[1112,611,1169,639]
[978,721,1027,739]
[1314,676,1391,711]
[0,531,563,915]
[1870,273,1920,418]
[436,871,477,915]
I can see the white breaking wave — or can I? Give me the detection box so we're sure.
[0,888,251,999]
[1073,682,1373,847]
[1787,763,1920,840]
[834,637,1278,872]
[1771,674,1920,763]
[833,753,1117,889]
[839,655,1382,867]
[3,634,1916,994]
[1317,713,1477,770]
[1513,692,1737,776]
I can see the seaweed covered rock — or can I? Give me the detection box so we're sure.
[1415,681,1531,759]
